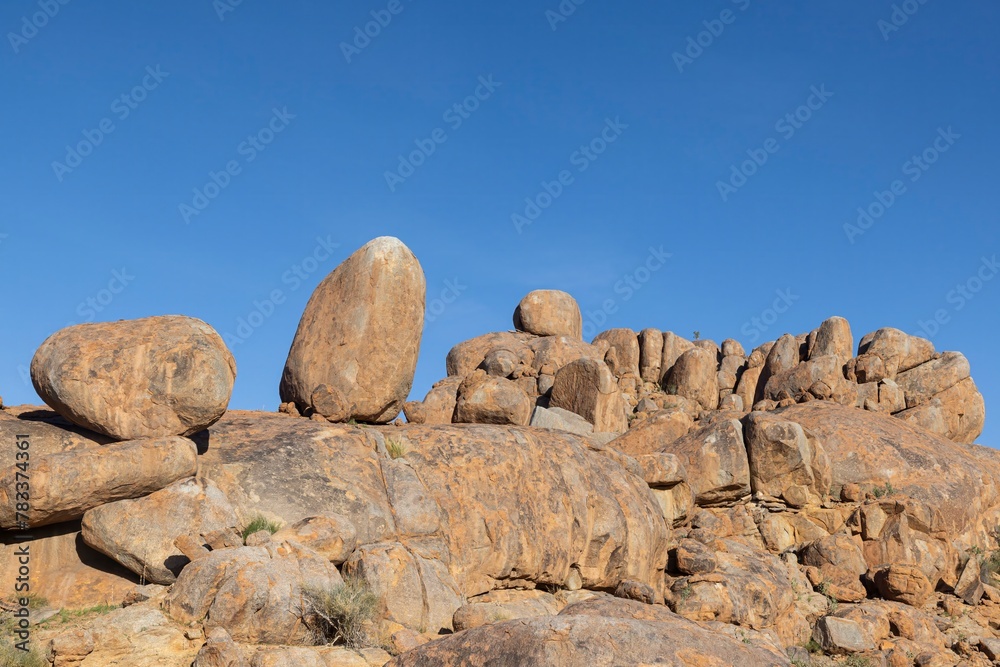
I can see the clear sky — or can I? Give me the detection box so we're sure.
[1,2,997,444]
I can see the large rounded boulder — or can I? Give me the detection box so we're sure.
[513,289,583,339]
[279,236,426,423]
[31,315,236,440]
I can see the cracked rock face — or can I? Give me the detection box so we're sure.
[30,315,236,440]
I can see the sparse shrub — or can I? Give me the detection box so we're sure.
[304,576,380,649]
[0,642,47,667]
[845,657,874,667]
[804,638,822,654]
[872,481,895,498]
[241,514,282,542]
[385,437,408,460]
[39,604,118,627]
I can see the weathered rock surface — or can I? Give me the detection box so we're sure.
[344,541,463,633]
[593,328,640,378]
[606,408,693,457]
[197,412,669,605]
[663,347,719,411]
[271,514,358,564]
[744,412,832,504]
[388,597,790,666]
[454,373,531,426]
[165,541,343,644]
[513,289,582,339]
[549,357,627,433]
[659,419,750,506]
[81,477,239,584]
[280,236,425,423]
[772,402,999,540]
[0,436,197,528]
[31,315,236,440]
[0,519,138,608]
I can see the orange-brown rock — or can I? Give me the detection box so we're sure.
[513,289,582,339]
[659,419,750,507]
[81,477,239,584]
[454,373,532,425]
[638,328,664,382]
[744,412,832,504]
[165,541,343,644]
[808,316,854,366]
[0,520,137,608]
[0,436,197,529]
[197,412,669,606]
[872,563,932,606]
[663,347,719,411]
[593,328,640,378]
[30,315,236,440]
[607,408,693,457]
[388,597,791,666]
[774,402,999,542]
[280,236,425,423]
[271,514,358,564]
[659,331,695,384]
[549,357,627,433]
[895,375,985,444]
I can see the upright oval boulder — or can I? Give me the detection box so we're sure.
[280,236,426,423]
[31,316,236,440]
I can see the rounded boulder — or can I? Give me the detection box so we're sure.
[279,236,426,423]
[513,290,582,339]
[31,315,236,440]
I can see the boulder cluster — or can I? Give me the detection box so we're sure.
[404,290,984,448]
[1,236,999,667]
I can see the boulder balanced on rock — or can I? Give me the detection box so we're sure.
[31,315,236,440]
[280,236,425,423]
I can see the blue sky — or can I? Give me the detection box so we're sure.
[1,2,997,443]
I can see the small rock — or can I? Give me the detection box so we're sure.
[310,384,352,422]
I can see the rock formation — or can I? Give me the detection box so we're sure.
[3,239,999,667]
[279,236,425,423]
